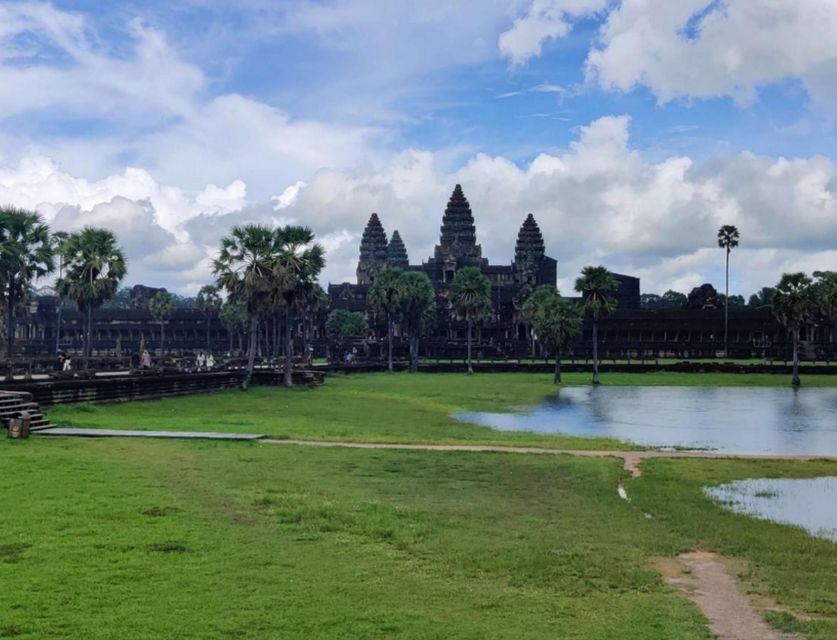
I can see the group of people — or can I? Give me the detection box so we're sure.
[195,352,215,370]
[56,351,72,371]
[343,346,358,364]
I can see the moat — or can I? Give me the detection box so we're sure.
[456,386,837,455]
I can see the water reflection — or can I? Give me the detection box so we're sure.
[706,477,837,542]
[455,387,837,454]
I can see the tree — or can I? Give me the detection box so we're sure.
[398,271,436,373]
[273,225,325,388]
[522,286,583,384]
[326,309,368,357]
[56,227,125,359]
[219,298,248,355]
[213,225,281,390]
[661,289,687,308]
[368,266,403,372]
[149,291,177,356]
[640,293,662,309]
[196,285,222,351]
[748,287,775,308]
[813,271,837,344]
[51,231,69,353]
[717,225,740,356]
[772,272,815,387]
[450,267,491,375]
[0,208,54,358]
[718,294,746,308]
[574,265,618,385]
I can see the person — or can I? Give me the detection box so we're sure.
[140,350,152,369]
[62,356,72,372]
[196,352,205,370]
[56,351,65,372]
[206,353,215,369]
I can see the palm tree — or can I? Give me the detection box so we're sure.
[273,225,325,388]
[574,265,618,385]
[149,291,177,357]
[772,272,814,387]
[368,266,403,372]
[814,272,837,344]
[0,208,54,358]
[196,285,222,352]
[522,286,583,384]
[450,267,491,375]
[56,227,125,359]
[51,231,69,353]
[219,297,248,356]
[213,224,280,390]
[717,225,740,357]
[398,271,435,373]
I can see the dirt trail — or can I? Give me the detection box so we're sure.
[260,438,827,477]
[663,552,797,640]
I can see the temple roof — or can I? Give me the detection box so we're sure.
[358,213,388,264]
[435,184,482,261]
[387,230,409,269]
[514,213,545,266]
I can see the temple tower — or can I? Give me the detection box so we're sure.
[356,213,389,285]
[514,213,552,294]
[387,230,409,269]
[434,184,484,263]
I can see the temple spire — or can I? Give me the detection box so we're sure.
[356,212,389,285]
[434,184,482,262]
[387,230,409,269]
[514,213,545,266]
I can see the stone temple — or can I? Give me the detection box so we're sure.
[329,184,638,343]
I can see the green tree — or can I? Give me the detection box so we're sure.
[748,287,775,308]
[574,265,618,385]
[0,208,54,358]
[213,225,280,390]
[772,272,815,387]
[661,289,687,308]
[56,227,126,358]
[368,266,403,372]
[273,225,325,388]
[149,291,177,356]
[196,285,222,351]
[813,271,837,344]
[326,309,368,357]
[450,267,491,375]
[51,231,69,353]
[717,225,740,356]
[398,271,436,373]
[219,298,248,355]
[522,286,583,384]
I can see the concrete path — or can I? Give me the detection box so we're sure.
[260,439,830,477]
[36,427,263,440]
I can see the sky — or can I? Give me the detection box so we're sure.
[1,0,836,297]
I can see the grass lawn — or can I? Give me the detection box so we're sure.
[2,435,835,639]
[47,371,837,449]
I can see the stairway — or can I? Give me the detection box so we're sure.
[0,390,53,432]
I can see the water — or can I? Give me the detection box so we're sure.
[455,386,837,455]
[706,477,837,542]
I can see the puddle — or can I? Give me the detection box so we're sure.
[705,477,837,542]
[455,386,837,455]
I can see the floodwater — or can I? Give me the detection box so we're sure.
[454,386,837,455]
[706,477,837,542]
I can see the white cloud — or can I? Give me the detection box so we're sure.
[499,0,609,65]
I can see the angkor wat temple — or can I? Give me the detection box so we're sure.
[329,184,639,343]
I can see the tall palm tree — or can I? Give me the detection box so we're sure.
[56,228,126,359]
[213,225,279,390]
[149,291,177,357]
[398,271,435,373]
[574,265,618,385]
[51,231,69,353]
[0,207,54,358]
[522,286,583,384]
[772,272,814,387]
[273,225,325,388]
[368,266,403,372]
[196,285,222,352]
[717,225,740,357]
[450,267,491,375]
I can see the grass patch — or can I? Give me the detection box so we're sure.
[1,436,835,638]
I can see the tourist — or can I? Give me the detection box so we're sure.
[56,351,65,371]
[196,352,205,370]
[140,350,152,369]
[62,356,72,372]
[206,354,215,369]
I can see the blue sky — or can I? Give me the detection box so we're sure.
[1,0,836,295]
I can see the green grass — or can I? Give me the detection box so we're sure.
[2,435,835,639]
[48,371,837,449]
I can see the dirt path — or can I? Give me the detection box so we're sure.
[662,552,797,640]
[260,438,827,477]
